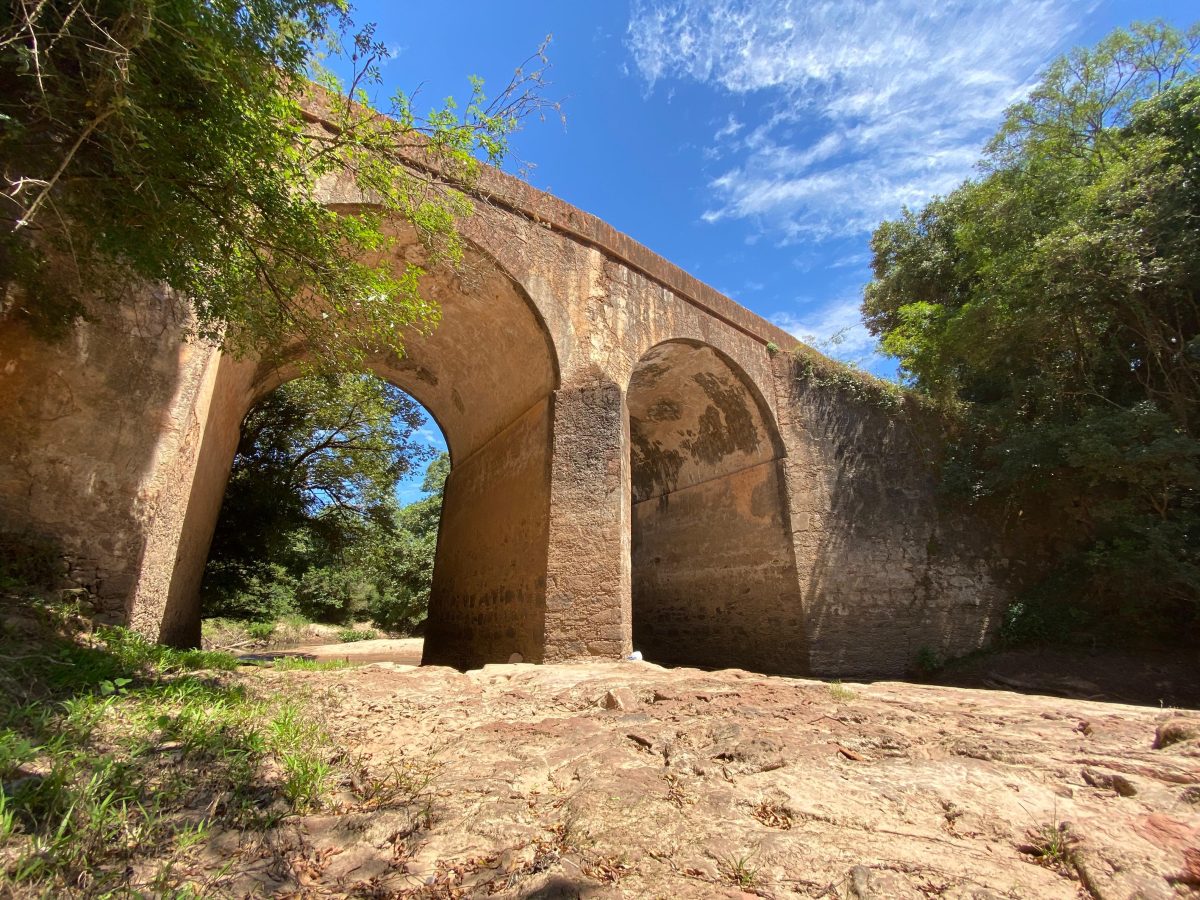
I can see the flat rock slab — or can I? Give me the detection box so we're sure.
[214,661,1200,899]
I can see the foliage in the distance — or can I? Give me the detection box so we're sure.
[863,21,1200,644]
[201,374,445,631]
[365,451,448,634]
[0,0,553,369]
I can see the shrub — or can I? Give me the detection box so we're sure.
[246,621,276,642]
[201,562,297,622]
[367,586,428,636]
[337,628,378,643]
[913,646,944,676]
[294,565,378,624]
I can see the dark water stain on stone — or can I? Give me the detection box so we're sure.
[750,468,784,520]
[681,372,760,464]
[371,352,440,387]
[402,364,439,387]
[630,420,683,503]
[630,361,671,391]
[646,398,683,422]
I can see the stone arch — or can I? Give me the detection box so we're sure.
[626,339,807,674]
[140,225,561,669]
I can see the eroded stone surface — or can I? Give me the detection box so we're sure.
[212,661,1200,899]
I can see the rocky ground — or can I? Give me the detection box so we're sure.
[186,659,1199,899]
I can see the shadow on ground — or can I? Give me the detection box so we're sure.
[922,646,1200,710]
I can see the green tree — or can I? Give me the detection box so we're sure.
[1,0,552,368]
[201,373,432,621]
[863,21,1200,643]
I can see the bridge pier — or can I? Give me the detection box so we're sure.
[542,378,633,662]
[422,396,555,666]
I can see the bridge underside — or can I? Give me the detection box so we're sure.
[130,231,562,664]
[628,341,807,674]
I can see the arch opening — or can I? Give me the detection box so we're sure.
[152,227,560,670]
[627,340,807,674]
[199,373,448,646]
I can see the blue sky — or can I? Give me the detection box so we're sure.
[359,0,1196,503]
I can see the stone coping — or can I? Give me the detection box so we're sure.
[301,89,804,352]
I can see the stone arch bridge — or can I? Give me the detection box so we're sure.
[0,128,1005,677]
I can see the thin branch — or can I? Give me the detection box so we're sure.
[13,106,115,231]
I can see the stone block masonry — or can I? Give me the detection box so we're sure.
[0,106,1007,675]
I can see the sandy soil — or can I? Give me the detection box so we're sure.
[272,637,426,666]
[254,640,1200,711]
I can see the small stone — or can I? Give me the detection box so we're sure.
[849,864,871,898]
[507,652,523,664]
[600,688,637,710]
[626,732,654,750]
[1110,774,1138,797]
[1082,767,1137,797]
[1153,718,1199,750]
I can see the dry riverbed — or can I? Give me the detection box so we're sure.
[253,638,426,667]
[184,659,1199,899]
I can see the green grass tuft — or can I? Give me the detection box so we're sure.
[0,593,342,894]
[271,657,351,672]
[828,680,856,702]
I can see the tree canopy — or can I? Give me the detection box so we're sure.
[207,373,429,568]
[1,0,552,369]
[363,449,448,634]
[202,373,444,631]
[863,21,1200,643]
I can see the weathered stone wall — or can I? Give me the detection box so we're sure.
[422,398,553,668]
[542,378,631,662]
[136,354,255,645]
[0,295,215,622]
[774,355,1006,676]
[632,460,807,674]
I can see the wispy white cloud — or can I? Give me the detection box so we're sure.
[714,113,744,140]
[627,0,1087,242]
[377,42,406,68]
[772,297,880,367]
[831,251,871,269]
